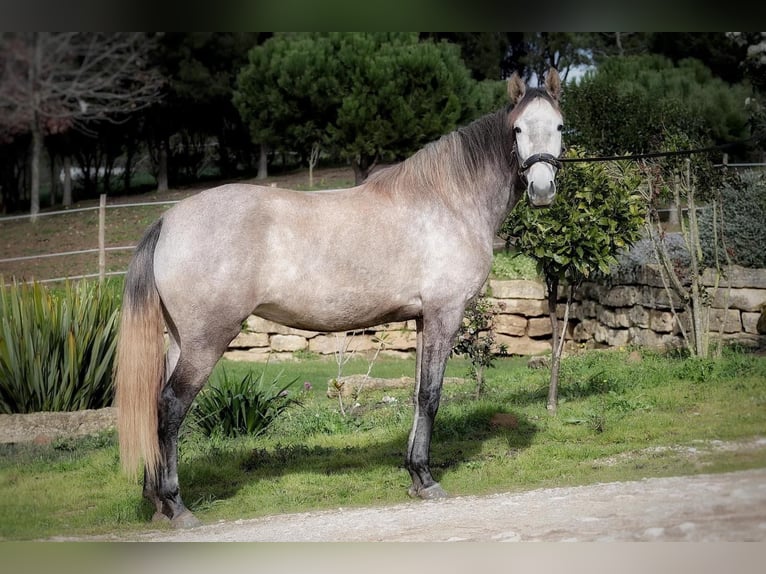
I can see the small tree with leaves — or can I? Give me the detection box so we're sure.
[452,294,506,398]
[503,148,646,413]
[235,33,478,184]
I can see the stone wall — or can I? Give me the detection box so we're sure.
[225,316,419,362]
[568,265,766,350]
[223,265,765,361]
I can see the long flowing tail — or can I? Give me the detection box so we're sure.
[115,218,165,480]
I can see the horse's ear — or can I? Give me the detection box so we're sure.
[507,72,525,105]
[544,67,561,102]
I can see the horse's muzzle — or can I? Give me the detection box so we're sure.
[526,162,557,206]
[520,152,559,207]
[528,180,556,206]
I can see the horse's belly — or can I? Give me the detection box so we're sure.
[253,292,422,333]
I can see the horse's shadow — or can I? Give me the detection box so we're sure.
[173,403,538,515]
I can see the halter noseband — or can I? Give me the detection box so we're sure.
[512,141,563,183]
[520,153,563,171]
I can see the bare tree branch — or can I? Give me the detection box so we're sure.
[0,32,163,216]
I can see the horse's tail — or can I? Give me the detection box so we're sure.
[115,218,165,481]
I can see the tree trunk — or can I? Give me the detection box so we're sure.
[546,276,576,414]
[29,120,42,220]
[308,142,320,188]
[29,33,42,220]
[62,155,73,206]
[123,144,133,193]
[685,168,708,357]
[256,143,268,180]
[546,274,561,414]
[351,154,378,185]
[48,149,58,206]
[667,198,679,226]
[157,138,169,192]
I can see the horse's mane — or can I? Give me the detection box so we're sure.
[365,107,516,203]
[365,89,561,209]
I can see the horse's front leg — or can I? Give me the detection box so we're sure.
[406,310,463,499]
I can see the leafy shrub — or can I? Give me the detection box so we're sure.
[189,368,300,438]
[698,171,766,268]
[0,279,121,413]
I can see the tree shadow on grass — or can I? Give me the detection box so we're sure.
[174,402,538,515]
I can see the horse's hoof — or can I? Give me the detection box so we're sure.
[171,510,202,529]
[408,482,449,500]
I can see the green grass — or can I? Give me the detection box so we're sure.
[490,250,540,280]
[1,348,765,540]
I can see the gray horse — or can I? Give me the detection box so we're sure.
[115,68,564,528]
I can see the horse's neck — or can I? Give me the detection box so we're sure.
[477,160,522,237]
[457,112,519,234]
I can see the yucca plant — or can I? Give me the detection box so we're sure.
[0,278,121,413]
[189,368,300,438]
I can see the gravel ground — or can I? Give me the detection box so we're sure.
[78,466,766,542]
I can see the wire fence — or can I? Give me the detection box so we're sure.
[0,195,180,286]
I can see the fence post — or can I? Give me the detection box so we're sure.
[98,194,106,283]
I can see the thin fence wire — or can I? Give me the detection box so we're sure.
[0,199,180,222]
[1,196,179,286]
[0,246,135,264]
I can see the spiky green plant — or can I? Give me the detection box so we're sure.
[0,279,121,413]
[189,368,300,438]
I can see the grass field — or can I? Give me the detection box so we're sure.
[1,346,764,540]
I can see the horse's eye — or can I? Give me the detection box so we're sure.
[557,124,564,132]
[514,126,521,134]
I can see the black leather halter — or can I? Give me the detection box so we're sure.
[520,152,563,171]
[511,140,563,185]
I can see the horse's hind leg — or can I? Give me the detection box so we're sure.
[142,336,180,522]
[151,335,227,529]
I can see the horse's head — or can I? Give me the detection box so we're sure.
[508,68,564,207]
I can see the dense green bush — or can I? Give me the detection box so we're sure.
[188,368,301,439]
[698,171,766,268]
[0,279,121,413]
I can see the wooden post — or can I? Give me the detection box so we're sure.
[98,194,106,283]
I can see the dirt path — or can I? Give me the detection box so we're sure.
[65,467,766,542]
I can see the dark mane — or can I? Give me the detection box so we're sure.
[365,108,516,202]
